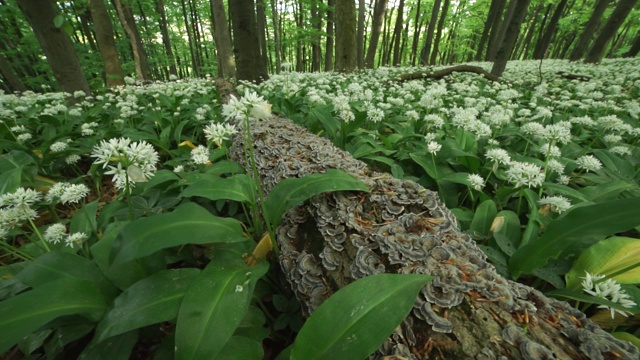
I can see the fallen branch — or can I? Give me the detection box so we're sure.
[221,82,638,359]
[398,65,500,82]
[557,71,593,81]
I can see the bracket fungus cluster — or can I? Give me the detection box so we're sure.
[228,114,638,359]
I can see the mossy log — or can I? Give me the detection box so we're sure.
[217,80,637,359]
[398,65,500,82]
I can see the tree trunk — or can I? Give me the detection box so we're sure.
[584,0,638,63]
[210,0,236,79]
[156,0,178,76]
[222,94,640,360]
[487,0,517,61]
[568,0,612,61]
[484,0,507,61]
[410,0,423,65]
[311,0,323,72]
[491,0,531,77]
[364,0,388,68]
[391,0,405,66]
[229,0,268,83]
[325,0,335,71]
[532,0,568,59]
[256,0,270,73]
[88,0,124,87]
[0,51,27,92]
[112,0,152,80]
[381,7,394,66]
[17,0,91,94]
[335,0,357,72]
[355,0,365,68]
[419,0,440,65]
[517,4,541,59]
[179,0,199,77]
[270,0,282,73]
[623,30,640,57]
[475,0,503,61]
[295,1,304,71]
[429,0,450,65]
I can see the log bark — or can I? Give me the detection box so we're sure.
[398,65,501,82]
[221,84,638,359]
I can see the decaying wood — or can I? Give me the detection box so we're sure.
[398,65,500,82]
[556,71,593,81]
[219,81,638,359]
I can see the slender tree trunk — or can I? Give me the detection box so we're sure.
[0,51,27,92]
[295,0,304,71]
[335,0,357,72]
[256,0,269,72]
[410,0,423,65]
[475,0,503,61]
[532,0,568,59]
[78,9,98,52]
[381,7,394,66]
[88,0,124,87]
[357,0,366,68]
[229,0,268,83]
[364,0,388,68]
[491,0,531,77]
[391,0,405,66]
[311,0,322,72]
[584,0,637,63]
[518,4,541,59]
[270,0,282,72]
[113,0,152,80]
[429,0,450,65]
[623,30,640,57]
[419,0,440,65]
[569,0,612,61]
[211,0,236,79]
[325,0,335,71]
[607,20,631,57]
[179,0,199,77]
[487,0,517,61]
[17,0,91,94]
[156,0,177,76]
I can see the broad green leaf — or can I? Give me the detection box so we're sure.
[95,268,201,342]
[580,180,637,202]
[175,257,268,360]
[509,197,640,279]
[542,182,590,202]
[70,199,99,236]
[264,169,369,227]
[218,336,263,360]
[491,210,521,254]
[204,160,245,175]
[409,152,452,180]
[545,288,631,314]
[53,14,64,28]
[566,237,640,290]
[111,202,246,265]
[77,331,137,360]
[470,199,497,238]
[235,305,269,342]
[16,251,117,300]
[180,174,254,203]
[290,273,432,360]
[593,149,635,179]
[612,332,640,349]
[0,278,108,353]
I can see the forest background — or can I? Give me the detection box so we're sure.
[2,0,640,93]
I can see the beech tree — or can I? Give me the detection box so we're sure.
[17,0,91,94]
[88,0,124,87]
[491,0,532,77]
[364,0,388,68]
[569,0,613,61]
[334,0,357,72]
[210,0,236,79]
[229,0,269,83]
[113,0,152,81]
[584,0,638,63]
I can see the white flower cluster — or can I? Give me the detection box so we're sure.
[203,122,237,146]
[581,271,636,319]
[538,195,572,214]
[575,155,603,173]
[190,145,210,165]
[505,161,545,188]
[0,188,41,239]
[43,223,88,248]
[91,138,159,191]
[221,90,272,121]
[45,182,90,205]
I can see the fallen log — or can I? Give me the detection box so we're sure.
[221,87,637,359]
[398,65,500,82]
[556,71,593,81]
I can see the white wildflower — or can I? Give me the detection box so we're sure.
[538,196,572,214]
[506,162,545,188]
[467,174,485,191]
[427,141,441,155]
[50,141,69,152]
[575,155,602,173]
[485,148,511,165]
[581,271,636,319]
[44,223,67,244]
[191,145,210,165]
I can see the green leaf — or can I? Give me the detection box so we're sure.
[95,269,201,342]
[264,169,369,227]
[509,197,640,279]
[580,180,637,202]
[16,251,117,300]
[542,182,590,202]
[290,273,432,360]
[180,174,254,203]
[77,331,138,360]
[53,14,64,28]
[70,199,99,236]
[175,257,268,360]
[565,236,640,290]
[470,199,497,238]
[111,202,246,265]
[218,336,263,360]
[0,278,108,353]
[545,288,631,313]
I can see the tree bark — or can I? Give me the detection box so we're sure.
[88,0,124,87]
[584,0,638,63]
[490,0,531,77]
[391,0,405,66]
[270,0,283,73]
[17,0,91,94]
[410,0,423,66]
[256,0,270,73]
[364,0,388,68]
[325,0,335,71]
[311,0,322,72]
[229,0,268,83]
[210,0,236,79]
[532,0,568,59]
[475,0,504,61]
[484,0,507,61]
[224,96,640,360]
[568,0,612,61]
[335,0,357,72]
[0,51,27,92]
[487,0,517,61]
[429,0,450,65]
[419,0,440,65]
[112,0,152,80]
[623,30,640,57]
[356,0,366,68]
[156,0,178,77]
